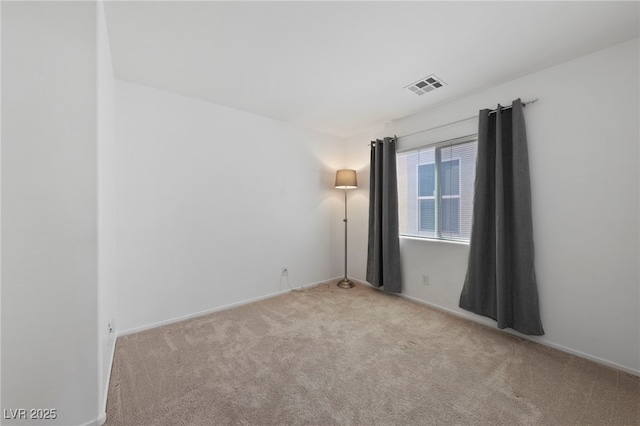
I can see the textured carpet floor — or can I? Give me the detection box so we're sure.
[106,283,639,425]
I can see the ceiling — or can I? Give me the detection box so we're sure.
[104,1,639,138]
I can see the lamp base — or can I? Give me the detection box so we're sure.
[337,278,355,289]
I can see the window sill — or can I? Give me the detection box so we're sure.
[399,235,470,246]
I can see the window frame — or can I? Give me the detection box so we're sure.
[416,157,462,236]
[398,133,478,243]
[416,162,435,232]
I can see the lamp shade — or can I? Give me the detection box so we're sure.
[335,169,357,189]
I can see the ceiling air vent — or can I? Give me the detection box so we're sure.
[405,74,446,96]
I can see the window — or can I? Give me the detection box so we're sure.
[397,136,477,241]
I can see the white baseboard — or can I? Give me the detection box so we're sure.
[118,278,335,337]
[351,278,639,377]
[95,413,106,426]
[398,290,640,377]
[86,275,638,426]
[93,278,337,424]
[78,415,103,426]
[96,331,117,426]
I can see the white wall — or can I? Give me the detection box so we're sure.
[1,2,99,425]
[115,81,343,333]
[97,1,117,423]
[345,38,640,374]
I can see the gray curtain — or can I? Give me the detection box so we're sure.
[459,99,544,335]
[366,137,401,293]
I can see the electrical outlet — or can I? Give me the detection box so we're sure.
[421,274,429,286]
[282,267,288,276]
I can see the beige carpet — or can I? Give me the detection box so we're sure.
[106,283,639,425]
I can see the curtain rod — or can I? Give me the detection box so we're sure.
[488,97,539,115]
[370,98,539,144]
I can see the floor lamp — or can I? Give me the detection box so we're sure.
[335,169,357,289]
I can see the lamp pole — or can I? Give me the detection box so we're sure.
[335,169,356,289]
[337,187,353,288]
